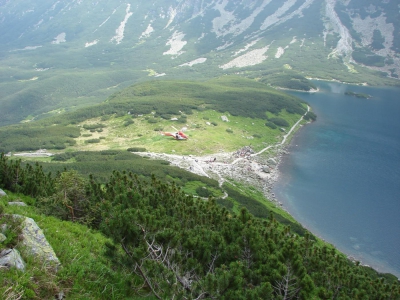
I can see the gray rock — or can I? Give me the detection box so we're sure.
[20,217,60,268]
[8,202,27,206]
[0,248,26,271]
[0,233,6,242]
[0,224,7,233]
[0,188,6,197]
[221,115,229,122]
[267,158,277,165]
[262,166,271,173]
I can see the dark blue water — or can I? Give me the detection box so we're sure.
[274,81,400,277]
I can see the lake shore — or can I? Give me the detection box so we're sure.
[135,106,310,211]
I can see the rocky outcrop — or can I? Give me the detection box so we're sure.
[20,217,60,268]
[0,248,25,271]
[8,202,27,206]
[1,214,60,271]
[0,188,6,197]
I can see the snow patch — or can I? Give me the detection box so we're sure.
[140,23,154,39]
[163,31,187,56]
[260,0,315,31]
[211,0,235,38]
[10,46,42,52]
[110,4,133,44]
[98,9,116,29]
[179,58,207,67]
[352,14,394,56]
[325,0,353,59]
[216,41,233,51]
[154,73,166,77]
[34,19,44,28]
[233,39,261,57]
[165,6,177,29]
[85,40,99,47]
[218,0,273,37]
[275,47,285,58]
[260,0,297,30]
[220,46,269,69]
[51,33,66,44]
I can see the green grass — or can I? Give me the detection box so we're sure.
[0,77,308,155]
[1,192,140,299]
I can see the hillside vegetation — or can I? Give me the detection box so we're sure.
[1,154,399,299]
[1,78,399,299]
[0,77,309,154]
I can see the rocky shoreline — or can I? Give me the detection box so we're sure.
[136,106,310,208]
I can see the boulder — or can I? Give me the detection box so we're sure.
[221,115,229,122]
[20,217,60,268]
[267,158,277,165]
[0,188,6,197]
[262,166,271,173]
[0,233,6,242]
[8,202,27,206]
[0,248,26,271]
[0,223,8,233]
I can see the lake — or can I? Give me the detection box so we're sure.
[273,81,400,277]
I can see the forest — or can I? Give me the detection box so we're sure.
[1,153,399,299]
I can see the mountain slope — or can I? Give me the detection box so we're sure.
[0,0,399,126]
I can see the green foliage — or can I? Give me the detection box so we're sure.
[371,29,385,51]
[265,121,278,129]
[85,139,101,143]
[262,72,317,91]
[345,91,371,99]
[1,152,400,299]
[123,118,134,127]
[42,151,220,188]
[127,147,147,152]
[195,186,214,198]
[216,198,234,210]
[1,200,137,299]
[270,117,290,127]
[352,48,386,67]
[304,111,317,121]
[37,170,91,223]
[0,125,80,153]
[0,214,23,248]
[147,118,158,124]
[82,123,106,130]
[0,153,55,198]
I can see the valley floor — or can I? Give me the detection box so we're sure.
[135,106,310,206]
